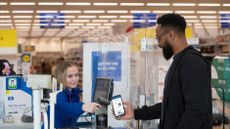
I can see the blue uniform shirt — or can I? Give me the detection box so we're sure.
[51,87,84,128]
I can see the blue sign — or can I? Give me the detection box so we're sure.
[220,14,230,28]
[92,51,122,81]
[40,13,65,29]
[133,13,157,28]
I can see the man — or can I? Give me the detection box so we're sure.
[118,13,212,129]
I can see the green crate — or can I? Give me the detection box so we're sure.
[212,57,230,79]
[215,88,230,102]
[211,79,230,89]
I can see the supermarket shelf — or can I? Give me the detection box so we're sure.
[199,42,230,47]
[202,53,230,57]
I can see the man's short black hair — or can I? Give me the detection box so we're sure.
[157,13,186,34]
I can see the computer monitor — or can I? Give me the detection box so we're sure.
[93,78,114,103]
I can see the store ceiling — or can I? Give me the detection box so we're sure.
[0,0,230,39]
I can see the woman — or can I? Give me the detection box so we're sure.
[53,60,101,128]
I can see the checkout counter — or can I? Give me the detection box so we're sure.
[0,76,127,129]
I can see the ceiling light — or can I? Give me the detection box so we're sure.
[0,24,12,26]
[0,2,7,5]
[12,10,34,13]
[78,15,96,18]
[107,10,128,14]
[10,2,35,5]
[197,11,216,14]
[13,16,32,18]
[54,20,71,22]
[198,3,220,6]
[148,20,157,22]
[194,26,203,29]
[205,26,218,29]
[69,23,84,26]
[92,20,109,22]
[66,2,91,6]
[99,16,117,19]
[199,16,217,19]
[93,3,118,6]
[66,26,79,28]
[16,26,30,29]
[57,15,75,18]
[130,10,151,13]
[73,20,89,22]
[0,11,9,13]
[15,23,31,26]
[129,19,146,23]
[173,3,195,6]
[219,11,230,14]
[202,20,217,23]
[60,10,81,13]
[223,4,230,6]
[35,15,54,18]
[98,26,112,29]
[111,20,128,23]
[186,20,200,23]
[103,23,115,26]
[33,23,48,26]
[146,3,170,6]
[51,23,66,26]
[38,2,63,5]
[119,15,134,19]
[175,11,195,14]
[0,20,11,22]
[183,15,198,19]
[220,20,230,23]
[84,10,105,13]
[120,3,144,6]
[87,23,102,26]
[37,10,58,13]
[153,10,173,14]
[0,15,11,18]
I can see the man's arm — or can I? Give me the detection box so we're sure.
[134,103,161,120]
[177,55,211,129]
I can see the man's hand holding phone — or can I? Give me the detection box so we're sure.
[111,95,134,120]
[118,101,134,120]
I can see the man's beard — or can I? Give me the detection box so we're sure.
[162,41,173,60]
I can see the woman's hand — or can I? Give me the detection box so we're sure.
[82,102,102,113]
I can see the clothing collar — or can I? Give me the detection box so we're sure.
[173,46,193,60]
[63,87,83,96]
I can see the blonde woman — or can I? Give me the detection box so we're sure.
[52,60,101,128]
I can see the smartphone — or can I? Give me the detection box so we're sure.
[111,95,125,117]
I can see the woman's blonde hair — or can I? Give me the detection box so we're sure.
[54,60,78,87]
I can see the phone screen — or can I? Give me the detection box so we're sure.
[112,95,125,117]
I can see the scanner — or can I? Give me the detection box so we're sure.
[96,97,110,106]
[92,78,114,128]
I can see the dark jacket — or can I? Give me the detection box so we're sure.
[51,88,84,128]
[134,46,212,129]
[0,59,16,76]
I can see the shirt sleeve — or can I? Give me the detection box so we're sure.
[56,93,84,118]
[177,54,211,129]
[134,103,161,120]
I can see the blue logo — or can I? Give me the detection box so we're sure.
[8,96,14,101]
